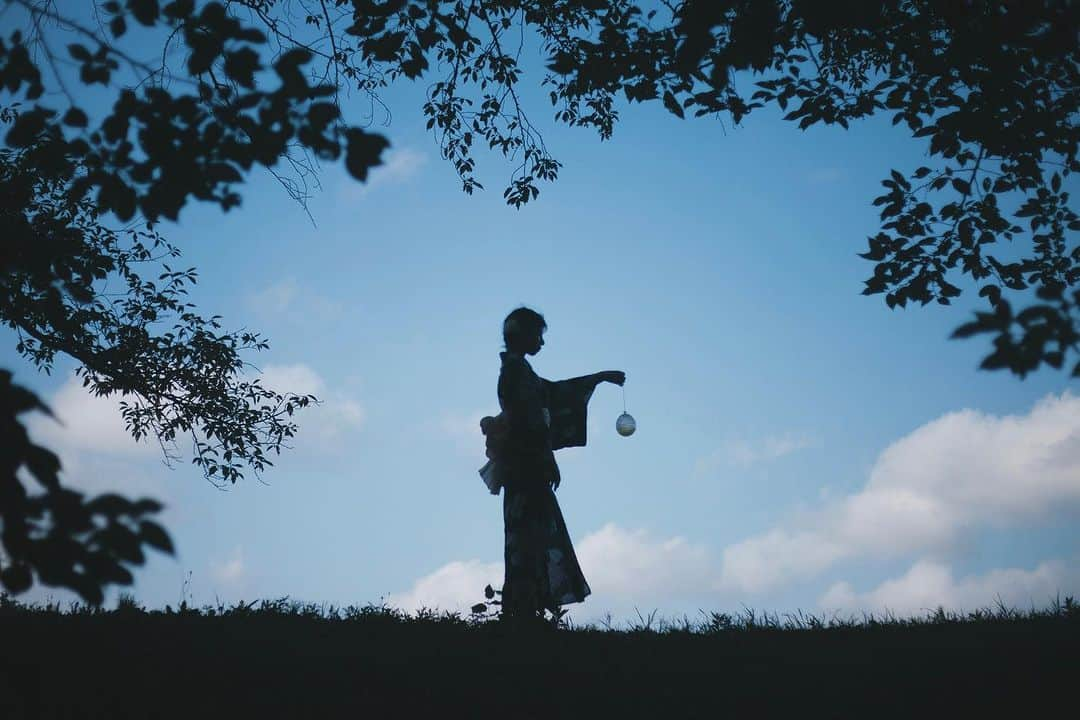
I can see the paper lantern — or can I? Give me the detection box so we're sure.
[616,412,636,437]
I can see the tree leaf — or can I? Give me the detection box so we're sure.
[68,44,92,62]
[139,521,174,554]
[127,0,160,27]
[110,15,127,38]
[662,90,685,119]
[63,107,89,128]
[344,129,389,182]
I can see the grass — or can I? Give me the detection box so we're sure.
[1,593,1076,718]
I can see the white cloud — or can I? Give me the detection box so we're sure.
[259,363,366,449]
[22,363,366,492]
[27,375,157,458]
[719,392,1080,593]
[719,528,846,594]
[763,434,818,458]
[576,523,714,600]
[694,431,818,474]
[209,546,248,598]
[820,558,1080,616]
[337,400,367,427]
[259,363,326,397]
[22,375,173,499]
[371,147,426,186]
[245,277,344,323]
[388,392,1080,619]
[248,277,299,314]
[387,559,503,614]
[438,408,490,456]
[340,147,426,199]
[807,167,846,184]
[387,523,717,617]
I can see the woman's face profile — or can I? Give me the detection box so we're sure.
[525,330,544,356]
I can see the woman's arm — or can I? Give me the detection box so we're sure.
[556,371,626,389]
[589,371,626,387]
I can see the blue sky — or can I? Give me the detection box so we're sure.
[4,4,1079,624]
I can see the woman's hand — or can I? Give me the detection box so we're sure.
[543,452,561,491]
[595,371,626,386]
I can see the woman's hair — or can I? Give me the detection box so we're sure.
[503,306,546,351]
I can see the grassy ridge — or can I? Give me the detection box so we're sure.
[2,595,1076,718]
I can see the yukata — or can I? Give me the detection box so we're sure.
[489,351,597,618]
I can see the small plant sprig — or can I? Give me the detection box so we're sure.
[469,584,501,623]
[471,584,570,629]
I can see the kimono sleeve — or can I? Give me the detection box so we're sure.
[543,375,597,450]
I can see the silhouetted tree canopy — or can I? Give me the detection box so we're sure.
[1,0,1076,601]
[0,136,317,602]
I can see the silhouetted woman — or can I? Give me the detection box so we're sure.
[485,307,625,621]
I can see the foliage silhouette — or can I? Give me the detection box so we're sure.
[0,135,317,602]
[1,0,1076,600]
[1,0,385,601]
[0,372,171,604]
[2,1,1075,377]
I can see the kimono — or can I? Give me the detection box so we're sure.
[483,351,597,617]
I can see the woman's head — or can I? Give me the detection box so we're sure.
[503,306,546,355]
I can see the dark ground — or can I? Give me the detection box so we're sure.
[1,596,1075,718]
